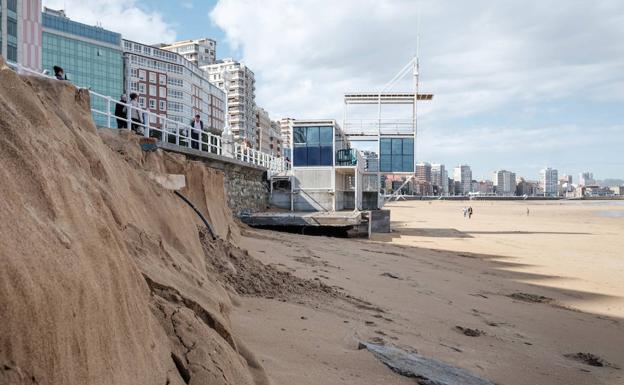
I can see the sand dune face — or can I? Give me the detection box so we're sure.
[0,59,268,385]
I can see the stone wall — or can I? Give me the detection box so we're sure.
[223,164,269,215]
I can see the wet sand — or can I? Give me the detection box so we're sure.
[232,201,624,385]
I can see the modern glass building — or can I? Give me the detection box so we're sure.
[41,8,123,126]
[293,125,334,167]
[1,0,19,63]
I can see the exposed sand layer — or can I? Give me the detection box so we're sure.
[233,200,624,385]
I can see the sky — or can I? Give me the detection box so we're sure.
[41,0,624,181]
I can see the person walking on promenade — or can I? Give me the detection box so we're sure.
[128,93,143,134]
[190,114,204,150]
[53,66,66,80]
[114,94,128,129]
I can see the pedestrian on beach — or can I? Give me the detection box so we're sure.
[128,93,143,134]
[526,208,530,216]
[114,94,128,129]
[462,207,468,218]
[190,114,204,150]
[53,65,66,80]
[468,206,473,219]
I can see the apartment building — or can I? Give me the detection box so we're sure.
[453,164,472,195]
[1,0,42,71]
[279,117,295,159]
[123,39,225,134]
[415,162,432,183]
[203,59,256,145]
[493,169,517,196]
[160,38,216,67]
[269,120,283,157]
[578,172,595,186]
[255,106,271,152]
[540,167,559,196]
[431,163,448,195]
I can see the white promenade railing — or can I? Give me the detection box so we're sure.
[9,62,289,174]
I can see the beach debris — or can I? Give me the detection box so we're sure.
[508,292,553,303]
[564,353,619,368]
[380,272,402,279]
[361,343,499,385]
[455,326,485,337]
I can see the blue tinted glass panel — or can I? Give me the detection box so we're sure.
[380,139,392,155]
[294,127,306,144]
[402,155,414,172]
[392,139,403,155]
[294,147,307,166]
[320,146,333,166]
[306,126,320,146]
[319,126,333,146]
[392,155,402,171]
[307,146,320,166]
[402,138,414,154]
[380,156,392,172]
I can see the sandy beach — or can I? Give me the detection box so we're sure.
[232,200,624,385]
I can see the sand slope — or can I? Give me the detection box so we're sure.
[0,59,267,384]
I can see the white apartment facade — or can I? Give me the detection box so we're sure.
[453,164,472,195]
[540,167,559,196]
[1,0,42,71]
[269,120,283,158]
[493,170,517,196]
[279,117,295,159]
[431,163,448,195]
[160,38,216,67]
[123,39,225,134]
[203,59,256,145]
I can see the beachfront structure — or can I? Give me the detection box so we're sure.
[0,0,42,71]
[160,38,216,67]
[122,39,225,134]
[493,170,517,196]
[203,59,256,145]
[270,119,371,211]
[453,164,472,195]
[42,8,123,127]
[255,106,271,152]
[540,167,558,196]
[431,163,448,195]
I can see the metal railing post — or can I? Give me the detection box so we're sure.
[106,97,112,128]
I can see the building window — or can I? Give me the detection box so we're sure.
[139,97,146,108]
[7,0,17,12]
[130,82,139,92]
[159,86,166,97]
[380,138,413,172]
[159,100,166,111]
[159,74,167,85]
[293,126,333,167]
[149,72,156,84]
[7,19,18,38]
[139,83,146,94]
[138,70,146,81]
[149,99,156,110]
[149,85,157,96]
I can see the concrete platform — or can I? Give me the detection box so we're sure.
[240,211,364,228]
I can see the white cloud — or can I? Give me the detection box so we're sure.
[210,0,624,177]
[42,0,176,44]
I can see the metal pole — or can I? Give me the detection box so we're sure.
[107,97,112,128]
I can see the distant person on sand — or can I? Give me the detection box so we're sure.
[527,207,530,216]
[114,94,128,129]
[462,207,468,218]
[53,65,66,80]
[468,206,473,219]
[128,93,143,134]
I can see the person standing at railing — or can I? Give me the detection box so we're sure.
[114,94,128,129]
[53,66,66,80]
[190,114,204,150]
[129,93,143,134]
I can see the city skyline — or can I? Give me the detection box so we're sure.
[40,0,624,179]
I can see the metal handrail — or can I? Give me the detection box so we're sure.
[9,62,289,174]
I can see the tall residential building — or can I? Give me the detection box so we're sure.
[431,163,448,195]
[123,39,225,133]
[203,59,256,145]
[160,38,216,67]
[415,162,432,182]
[42,8,123,126]
[453,164,472,195]
[279,117,295,159]
[255,106,271,152]
[1,0,42,70]
[578,172,595,186]
[493,170,517,196]
[268,120,283,158]
[540,167,559,196]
